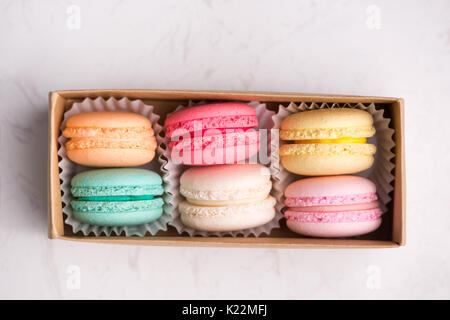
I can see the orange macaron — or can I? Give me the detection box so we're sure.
[63,111,157,167]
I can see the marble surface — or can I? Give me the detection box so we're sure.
[1,0,449,299]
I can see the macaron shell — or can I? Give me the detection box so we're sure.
[165,103,256,127]
[73,207,163,226]
[280,108,374,131]
[179,196,276,232]
[286,218,382,238]
[281,154,374,176]
[180,164,271,193]
[65,111,152,129]
[181,167,272,204]
[284,175,377,198]
[71,168,163,188]
[67,148,156,167]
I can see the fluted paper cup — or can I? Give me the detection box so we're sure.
[272,102,396,231]
[159,100,283,237]
[58,97,173,236]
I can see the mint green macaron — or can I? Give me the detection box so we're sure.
[70,168,164,226]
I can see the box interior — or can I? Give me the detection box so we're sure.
[49,90,405,248]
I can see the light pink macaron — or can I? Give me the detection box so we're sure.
[284,176,383,238]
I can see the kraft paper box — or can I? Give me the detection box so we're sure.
[48,90,405,248]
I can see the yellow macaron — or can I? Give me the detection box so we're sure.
[279,108,376,175]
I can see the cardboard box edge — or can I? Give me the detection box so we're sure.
[48,91,64,239]
[57,235,400,249]
[55,89,400,104]
[397,98,406,246]
[48,89,405,247]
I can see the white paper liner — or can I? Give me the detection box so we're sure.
[159,101,283,237]
[58,97,173,236]
[272,102,396,217]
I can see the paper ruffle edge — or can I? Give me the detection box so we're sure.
[158,100,284,237]
[272,102,396,215]
[58,97,173,236]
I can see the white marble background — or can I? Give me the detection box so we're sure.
[0,0,449,299]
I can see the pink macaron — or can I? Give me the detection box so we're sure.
[284,176,383,238]
[164,103,259,165]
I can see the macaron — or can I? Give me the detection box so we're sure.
[279,108,376,175]
[179,164,276,232]
[164,103,259,165]
[284,176,382,238]
[70,168,164,226]
[63,111,157,167]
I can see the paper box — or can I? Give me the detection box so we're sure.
[48,90,405,248]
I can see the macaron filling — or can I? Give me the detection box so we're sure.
[279,143,376,156]
[280,126,375,140]
[295,137,367,144]
[77,195,155,201]
[287,201,379,212]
